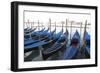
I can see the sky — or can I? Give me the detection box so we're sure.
[24,10,91,39]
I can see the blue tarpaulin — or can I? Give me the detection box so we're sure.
[63,30,80,59]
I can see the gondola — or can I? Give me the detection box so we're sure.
[62,30,80,60]
[38,29,56,41]
[24,27,35,34]
[42,30,63,51]
[24,27,37,34]
[24,27,29,31]
[24,30,63,61]
[24,29,56,53]
[39,22,64,50]
[53,30,63,41]
[79,21,90,58]
[24,39,40,46]
[24,27,37,39]
[24,29,55,47]
[24,27,45,40]
[31,28,48,37]
[84,31,90,57]
[42,30,69,60]
[24,27,31,31]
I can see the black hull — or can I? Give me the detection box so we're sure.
[42,42,66,60]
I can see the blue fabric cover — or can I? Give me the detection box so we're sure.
[24,39,40,46]
[63,30,80,59]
